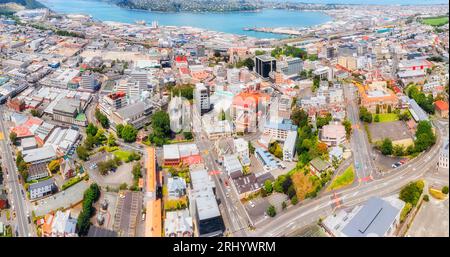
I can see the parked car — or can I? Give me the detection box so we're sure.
[249,201,255,208]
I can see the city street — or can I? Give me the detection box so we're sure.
[0,106,32,237]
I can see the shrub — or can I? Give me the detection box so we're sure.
[291,196,298,205]
[400,202,412,223]
[423,195,429,202]
[266,205,276,217]
[442,186,449,194]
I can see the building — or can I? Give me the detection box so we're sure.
[49,210,78,237]
[223,154,243,179]
[168,94,191,133]
[194,83,210,115]
[263,118,298,142]
[320,123,346,147]
[231,91,270,133]
[357,81,398,114]
[255,148,279,171]
[29,178,55,200]
[255,55,276,78]
[99,92,127,117]
[164,210,193,237]
[233,138,250,165]
[27,162,49,182]
[60,158,76,180]
[309,157,331,177]
[189,186,224,237]
[163,144,201,166]
[130,70,148,91]
[283,130,297,162]
[167,177,187,199]
[434,100,449,119]
[279,57,302,76]
[22,145,57,164]
[323,196,404,237]
[408,98,429,122]
[110,101,152,130]
[439,139,449,169]
[52,98,87,126]
[227,68,240,84]
[80,72,96,91]
[7,98,25,112]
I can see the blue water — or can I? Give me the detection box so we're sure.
[39,0,333,38]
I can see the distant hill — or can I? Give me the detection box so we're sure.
[0,0,45,9]
[116,0,259,12]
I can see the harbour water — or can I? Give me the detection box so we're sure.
[39,0,333,38]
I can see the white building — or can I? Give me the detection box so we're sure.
[164,210,193,237]
[439,139,449,169]
[227,68,240,85]
[194,83,210,115]
[234,138,249,163]
[283,130,297,162]
[168,94,191,133]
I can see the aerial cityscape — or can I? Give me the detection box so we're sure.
[0,0,448,240]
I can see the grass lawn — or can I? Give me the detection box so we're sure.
[328,165,355,191]
[421,16,449,27]
[113,150,133,161]
[377,113,399,122]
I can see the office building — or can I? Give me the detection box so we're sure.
[194,83,210,115]
[283,130,297,162]
[255,55,276,78]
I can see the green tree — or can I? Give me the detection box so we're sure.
[316,113,332,128]
[121,125,138,143]
[282,201,287,210]
[76,145,89,161]
[290,108,308,127]
[107,134,117,147]
[183,131,193,140]
[376,104,380,114]
[399,181,424,206]
[95,109,109,129]
[291,196,298,205]
[116,124,124,138]
[48,160,60,174]
[30,109,40,117]
[414,121,435,152]
[387,105,392,113]
[374,115,380,122]
[342,119,352,139]
[381,138,393,155]
[442,186,449,194]
[266,205,276,217]
[393,144,405,156]
[151,111,171,137]
[255,50,266,56]
[86,123,98,137]
[9,132,17,143]
[264,180,273,194]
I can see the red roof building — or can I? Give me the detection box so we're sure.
[434,100,449,118]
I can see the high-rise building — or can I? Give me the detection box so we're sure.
[194,83,210,115]
[255,55,276,78]
[130,70,148,91]
[280,57,303,76]
[99,92,127,117]
[80,72,96,91]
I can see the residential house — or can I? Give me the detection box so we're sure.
[309,157,331,177]
[167,177,187,199]
[29,178,56,200]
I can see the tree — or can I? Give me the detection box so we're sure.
[380,138,393,155]
[9,132,17,143]
[398,111,411,121]
[291,196,298,205]
[342,119,352,139]
[183,131,193,140]
[95,109,109,129]
[219,109,226,121]
[151,111,171,137]
[359,107,373,123]
[282,201,287,210]
[290,108,308,127]
[393,144,405,156]
[248,141,255,154]
[264,180,273,194]
[376,104,380,114]
[266,205,276,217]
[48,160,60,174]
[374,115,380,122]
[387,105,392,113]
[86,123,98,137]
[255,50,266,56]
[116,124,124,138]
[316,142,328,156]
[316,113,332,128]
[121,125,138,143]
[76,145,89,161]
[442,186,449,194]
[30,109,40,117]
[399,181,424,206]
[423,194,429,202]
[414,121,435,152]
[107,134,117,147]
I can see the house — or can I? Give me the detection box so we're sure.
[164,209,193,237]
[233,138,250,165]
[329,146,344,162]
[43,210,78,237]
[27,162,50,182]
[60,158,76,180]
[320,123,346,147]
[167,177,187,199]
[29,178,56,200]
[323,196,404,237]
[222,154,243,179]
[439,138,449,169]
[255,148,279,171]
[434,100,449,119]
[309,157,331,176]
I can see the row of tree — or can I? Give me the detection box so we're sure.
[77,183,100,235]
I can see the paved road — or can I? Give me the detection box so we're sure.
[248,119,446,236]
[343,83,376,183]
[192,108,251,237]
[0,106,31,237]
